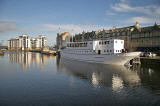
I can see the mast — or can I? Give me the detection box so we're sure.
[72,29,74,42]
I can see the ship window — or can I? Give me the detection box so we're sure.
[115,41,117,43]
[107,50,109,52]
[121,41,123,44]
[110,50,112,52]
[99,42,101,45]
[106,41,109,44]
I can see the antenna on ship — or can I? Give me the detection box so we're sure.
[58,26,61,33]
[82,30,85,42]
[72,29,74,42]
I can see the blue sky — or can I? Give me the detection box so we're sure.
[0,0,160,45]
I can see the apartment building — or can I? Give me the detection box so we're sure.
[8,34,47,50]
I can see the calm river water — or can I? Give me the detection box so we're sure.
[0,52,160,106]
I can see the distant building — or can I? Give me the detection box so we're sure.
[73,22,160,52]
[56,32,71,50]
[8,34,47,51]
[31,35,47,49]
[8,34,31,50]
[39,35,47,48]
[130,22,160,51]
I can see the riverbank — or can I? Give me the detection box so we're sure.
[140,56,160,67]
[7,48,57,56]
[30,49,57,55]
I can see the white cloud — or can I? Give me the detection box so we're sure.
[111,3,132,12]
[120,0,127,2]
[40,24,109,34]
[84,22,93,25]
[106,10,116,16]
[111,3,160,17]
[109,2,160,25]
[125,16,160,24]
[0,21,18,33]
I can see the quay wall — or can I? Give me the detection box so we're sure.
[140,57,160,67]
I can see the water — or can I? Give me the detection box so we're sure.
[0,52,160,106]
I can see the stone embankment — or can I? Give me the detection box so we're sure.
[30,48,57,56]
[140,56,160,67]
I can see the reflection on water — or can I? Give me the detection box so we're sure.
[57,58,141,91]
[57,57,160,95]
[112,74,124,92]
[8,52,55,69]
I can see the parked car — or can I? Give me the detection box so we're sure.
[143,52,157,57]
[0,50,4,56]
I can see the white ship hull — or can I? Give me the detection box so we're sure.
[61,51,141,65]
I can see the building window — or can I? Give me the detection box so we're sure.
[105,41,110,44]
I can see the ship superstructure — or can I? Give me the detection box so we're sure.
[65,39,124,55]
[61,39,141,65]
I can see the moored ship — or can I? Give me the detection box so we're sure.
[60,39,141,65]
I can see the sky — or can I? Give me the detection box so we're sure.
[0,0,160,46]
